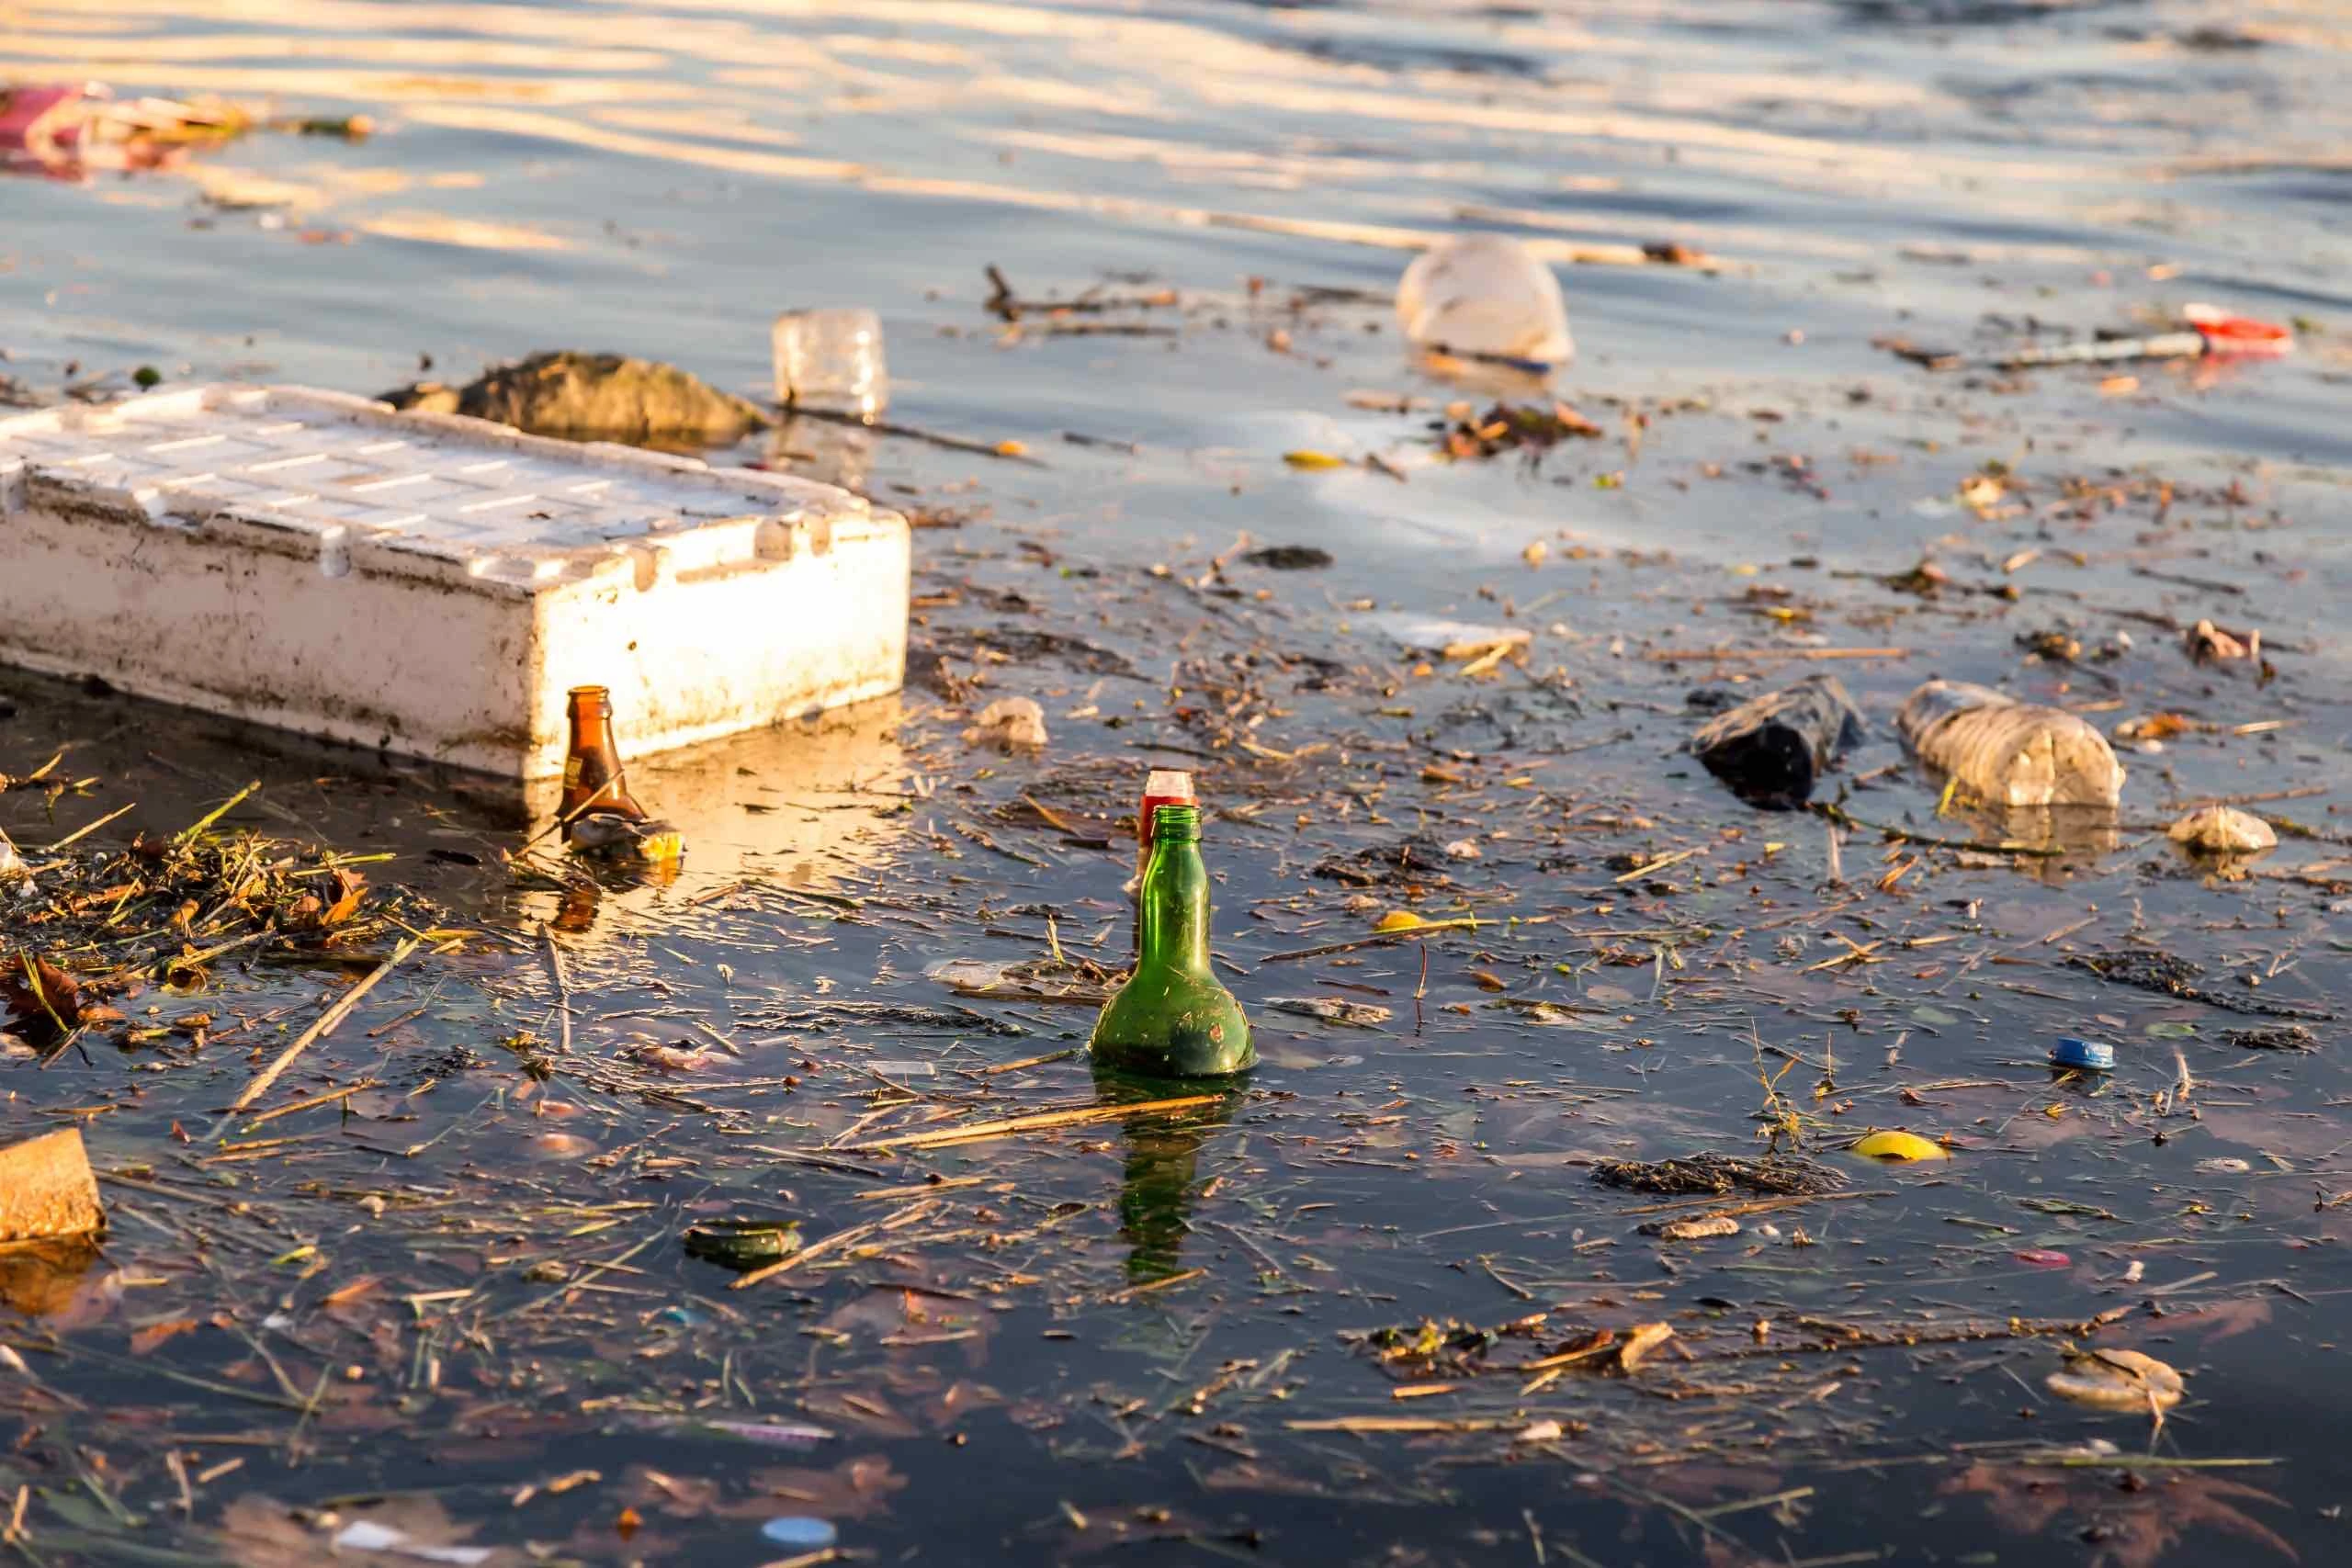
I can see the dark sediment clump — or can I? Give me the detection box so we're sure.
[2067,949,2335,1021]
[380,351,770,445]
[1591,1152,1847,1197]
[1311,835,1458,888]
[2224,1024,2320,1050]
[1687,674,1864,808]
[1243,546,1334,570]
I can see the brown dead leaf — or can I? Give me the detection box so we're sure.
[1617,1321,1674,1373]
[1943,1464,2297,1568]
[617,1465,724,1517]
[800,1387,922,1438]
[321,867,366,927]
[219,1494,525,1568]
[287,868,366,934]
[2157,1295,2272,1343]
[2115,712,2197,742]
[751,1455,908,1520]
[322,1275,380,1309]
[3,953,84,1026]
[129,1317,202,1356]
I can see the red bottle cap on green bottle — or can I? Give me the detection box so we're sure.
[1139,770,1195,844]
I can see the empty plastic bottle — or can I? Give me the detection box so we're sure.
[772,308,888,419]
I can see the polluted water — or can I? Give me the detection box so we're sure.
[3,0,2352,1563]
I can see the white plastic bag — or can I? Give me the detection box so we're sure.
[1396,234,1573,368]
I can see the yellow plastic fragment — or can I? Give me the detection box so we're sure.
[1851,1130,1948,1162]
[1283,449,1348,470]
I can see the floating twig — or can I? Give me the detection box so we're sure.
[226,939,421,1113]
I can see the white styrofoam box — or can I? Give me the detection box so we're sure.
[0,385,910,778]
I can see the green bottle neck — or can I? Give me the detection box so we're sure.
[1136,837,1213,976]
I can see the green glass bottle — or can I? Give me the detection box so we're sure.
[1089,806,1254,1078]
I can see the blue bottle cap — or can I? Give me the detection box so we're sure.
[2050,1037,2114,1071]
[761,1517,838,1549]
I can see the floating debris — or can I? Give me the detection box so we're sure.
[1895,679,2126,808]
[964,696,1050,751]
[2185,617,2261,666]
[1851,1129,1949,1162]
[2169,805,2277,855]
[1435,400,1603,461]
[2044,1347,2184,1419]
[2223,1024,2318,1051]
[1396,232,1573,370]
[1688,674,1864,809]
[2049,1037,2116,1071]
[0,1128,104,1245]
[2068,950,2334,1021]
[1265,996,1393,1028]
[1243,545,1335,570]
[1639,1213,1740,1241]
[683,1220,803,1270]
[1591,1153,1847,1197]
[380,350,769,443]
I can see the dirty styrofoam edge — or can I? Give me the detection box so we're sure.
[200,386,871,516]
[10,468,620,595]
[704,463,876,516]
[10,462,894,595]
[6,384,891,576]
[0,633,530,776]
[2,386,880,529]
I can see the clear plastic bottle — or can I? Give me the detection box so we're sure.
[771,308,888,419]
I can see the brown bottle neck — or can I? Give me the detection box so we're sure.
[561,689,645,820]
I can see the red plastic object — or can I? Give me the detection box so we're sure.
[0,85,92,175]
[2184,303,2295,358]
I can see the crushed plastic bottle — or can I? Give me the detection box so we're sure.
[1895,679,2125,808]
[773,307,888,419]
[1395,234,1573,372]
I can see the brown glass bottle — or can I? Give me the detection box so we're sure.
[560,685,649,829]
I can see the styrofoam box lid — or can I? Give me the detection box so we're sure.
[0,383,889,592]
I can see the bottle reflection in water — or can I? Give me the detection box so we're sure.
[1094,1060,1238,1283]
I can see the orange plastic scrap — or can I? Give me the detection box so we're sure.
[2183,302,2294,358]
